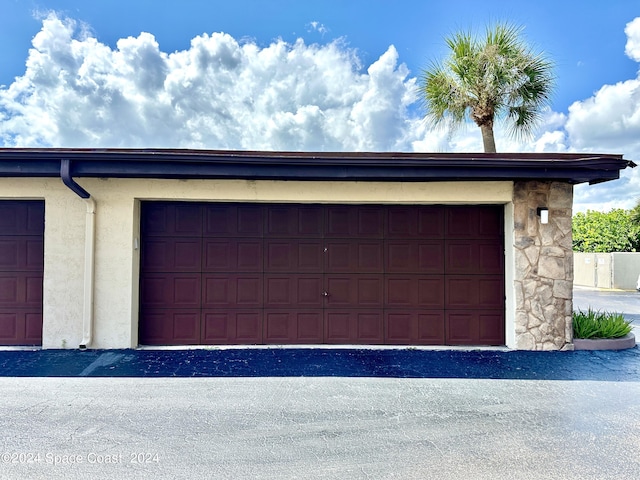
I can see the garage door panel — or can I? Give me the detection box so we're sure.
[385,311,445,344]
[0,312,18,342]
[387,206,445,238]
[478,278,505,308]
[0,201,45,235]
[172,311,201,342]
[325,275,383,308]
[478,243,504,272]
[264,275,323,308]
[325,206,384,238]
[325,310,384,343]
[0,276,18,304]
[478,312,505,344]
[202,274,262,307]
[325,240,384,273]
[446,310,504,345]
[142,203,202,237]
[446,276,503,309]
[386,241,444,273]
[446,312,475,344]
[204,204,263,237]
[26,239,44,269]
[25,275,43,304]
[478,207,503,238]
[446,206,502,239]
[0,273,42,307]
[263,310,323,343]
[139,309,201,345]
[446,242,474,273]
[0,240,18,269]
[0,238,44,271]
[24,312,43,345]
[446,208,474,238]
[446,240,503,274]
[201,310,263,344]
[0,310,42,345]
[385,276,444,308]
[204,239,263,272]
[265,205,323,237]
[141,273,201,307]
[265,240,323,272]
[142,238,202,272]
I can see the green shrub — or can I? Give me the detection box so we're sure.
[573,308,633,339]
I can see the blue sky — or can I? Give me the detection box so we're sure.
[1,0,639,212]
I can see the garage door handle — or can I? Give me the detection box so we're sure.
[322,291,330,297]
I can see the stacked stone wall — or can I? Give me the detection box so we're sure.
[513,181,574,350]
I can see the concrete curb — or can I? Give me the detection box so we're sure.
[573,333,636,351]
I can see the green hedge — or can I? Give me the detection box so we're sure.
[573,308,633,339]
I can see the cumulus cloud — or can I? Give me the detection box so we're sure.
[563,16,640,212]
[1,12,640,213]
[0,13,415,150]
[625,17,640,62]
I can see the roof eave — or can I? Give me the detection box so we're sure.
[0,149,633,185]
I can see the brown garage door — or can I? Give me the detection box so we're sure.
[0,201,44,346]
[139,203,504,346]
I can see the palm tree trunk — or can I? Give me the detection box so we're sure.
[480,124,497,153]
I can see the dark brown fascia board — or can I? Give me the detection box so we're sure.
[0,148,634,185]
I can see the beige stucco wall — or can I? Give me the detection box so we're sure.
[574,252,640,290]
[2,177,516,349]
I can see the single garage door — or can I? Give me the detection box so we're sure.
[139,202,504,346]
[0,201,44,346]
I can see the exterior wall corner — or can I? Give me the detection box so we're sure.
[512,181,574,350]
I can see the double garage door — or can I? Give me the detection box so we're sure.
[139,202,504,346]
[0,201,44,346]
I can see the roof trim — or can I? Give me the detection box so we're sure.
[0,148,634,185]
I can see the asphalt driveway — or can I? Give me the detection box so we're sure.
[0,346,639,480]
[0,285,638,479]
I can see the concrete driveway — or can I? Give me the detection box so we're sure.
[0,286,638,479]
[0,346,639,480]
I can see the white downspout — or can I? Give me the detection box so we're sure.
[60,159,96,350]
[79,197,96,349]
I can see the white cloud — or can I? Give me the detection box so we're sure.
[561,17,640,213]
[1,12,639,214]
[0,13,415,151]
[625,17,640,62]
[307,21,328,36]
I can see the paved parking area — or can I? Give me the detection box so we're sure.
[0,286,638,479]
[1,375,639,480]
[573,286,640,315]
[573,286,640,338]
[0,346,639,480]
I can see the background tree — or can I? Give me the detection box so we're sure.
[572,209,640,253]
[420,22,555,152]
[630,199,640,226]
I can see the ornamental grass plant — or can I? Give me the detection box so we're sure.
[573,308,633,339]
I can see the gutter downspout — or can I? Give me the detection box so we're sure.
[60,159,96,350]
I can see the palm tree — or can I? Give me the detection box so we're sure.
[420,22,555,153]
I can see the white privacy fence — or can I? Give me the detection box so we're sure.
[573,252,640,290]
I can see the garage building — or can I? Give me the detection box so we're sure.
[0,149,634,350]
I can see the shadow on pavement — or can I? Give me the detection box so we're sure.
[0,347,638,381]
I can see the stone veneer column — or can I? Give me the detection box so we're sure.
[512,181,574,350]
